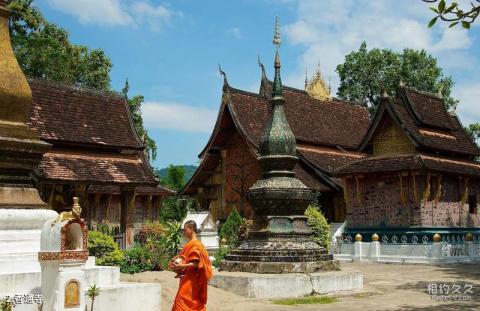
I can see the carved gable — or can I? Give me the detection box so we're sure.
[371,115,415,156]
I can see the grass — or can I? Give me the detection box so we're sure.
[272,296,338,306]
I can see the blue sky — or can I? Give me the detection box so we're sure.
[37,0,480,169]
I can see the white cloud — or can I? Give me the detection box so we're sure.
[282,0,474,92]
[47,0,179,30]
[131,2,177,32]
[47,0,132,26]
[454,82,480,126]
[142,102,217,133]
[230,27,244,39]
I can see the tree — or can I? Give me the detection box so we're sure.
[465,123,480,143]
[122,81,158,162]
[424,0,480,28]
[8,0,112,90]
[158,165,194,222]
[162,165,186,191]
[422,1,480,149]
[336,42,457,114]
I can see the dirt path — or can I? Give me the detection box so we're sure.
[121,262,480,311]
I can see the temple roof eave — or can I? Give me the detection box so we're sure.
[334,153,480,178]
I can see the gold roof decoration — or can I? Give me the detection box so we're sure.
[305,63,332,102]
[0,1,36,139]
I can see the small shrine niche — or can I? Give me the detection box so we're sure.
[65,222,83,251]
[39,197,88,311]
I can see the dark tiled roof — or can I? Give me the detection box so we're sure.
[182,81,369,195]
[27,79,143,149]
[336,153,480,177]
[336,154,423,175]
[359,87,479,157]
[401,88,456,130]
[88,185,174,195]
[38,151,157,185]
[293,162,331,192]
[297,145,366,174]
[228,85,369,149]
[390,95,479,156]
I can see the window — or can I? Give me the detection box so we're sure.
[469,195,477,215]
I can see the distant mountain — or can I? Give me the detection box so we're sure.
[155,165,197,184]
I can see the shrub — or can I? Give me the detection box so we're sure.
[88,231,123,266]
[212,244,230,268]
[137,221,167,244]
[219,208,244,248]
[305,205,331,251]
[135,221,181,271]
[120,245,154,274]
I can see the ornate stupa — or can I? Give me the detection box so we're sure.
[221,17,338,273]
[0,0,51,208]
[0,0,56,279]
[305,64,332,101]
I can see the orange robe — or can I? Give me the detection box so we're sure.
[172,239,212,311]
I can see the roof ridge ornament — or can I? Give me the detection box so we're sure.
[218,64,228,85]
[257,54,267,81]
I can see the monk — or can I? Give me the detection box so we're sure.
[170,220,212,311]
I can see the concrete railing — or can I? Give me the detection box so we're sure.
[333,233,480,265]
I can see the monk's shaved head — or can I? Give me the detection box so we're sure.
[184,220,198,234]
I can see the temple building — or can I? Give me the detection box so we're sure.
[26,79,174,246]
[336,86,480,236]
[180,65,369,223]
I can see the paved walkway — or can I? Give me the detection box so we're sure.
[121,262,480,311]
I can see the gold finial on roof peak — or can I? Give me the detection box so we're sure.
[305,62,331,101]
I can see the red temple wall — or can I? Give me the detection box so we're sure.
[223,131,262,219]
[345,173,480,228]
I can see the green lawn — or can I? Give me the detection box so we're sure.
[273,296,338,306]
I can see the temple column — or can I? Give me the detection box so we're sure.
[120,187,136,247]
[220,149,228,219]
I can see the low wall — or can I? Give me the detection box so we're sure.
[333,238,480,265]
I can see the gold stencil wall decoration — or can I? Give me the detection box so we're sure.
[422,172,432,207]
[372,120,415,156]
[411,171,419,203]
[433,174,443,207]
[460,177,469,207]
[399,173,407,206]
[355,175,362,205]
[342,177,350,208]
[64,279,80,308]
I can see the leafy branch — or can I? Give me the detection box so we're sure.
[424,0,480,28]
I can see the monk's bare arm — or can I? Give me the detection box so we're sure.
[173,260,198,270]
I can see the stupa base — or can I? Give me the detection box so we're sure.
[220,259,340,274]
[210,269,363,298]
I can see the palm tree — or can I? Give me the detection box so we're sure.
[86,284,101,311]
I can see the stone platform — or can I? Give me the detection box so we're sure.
[0,257,161,311]
[209,270,363,299]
